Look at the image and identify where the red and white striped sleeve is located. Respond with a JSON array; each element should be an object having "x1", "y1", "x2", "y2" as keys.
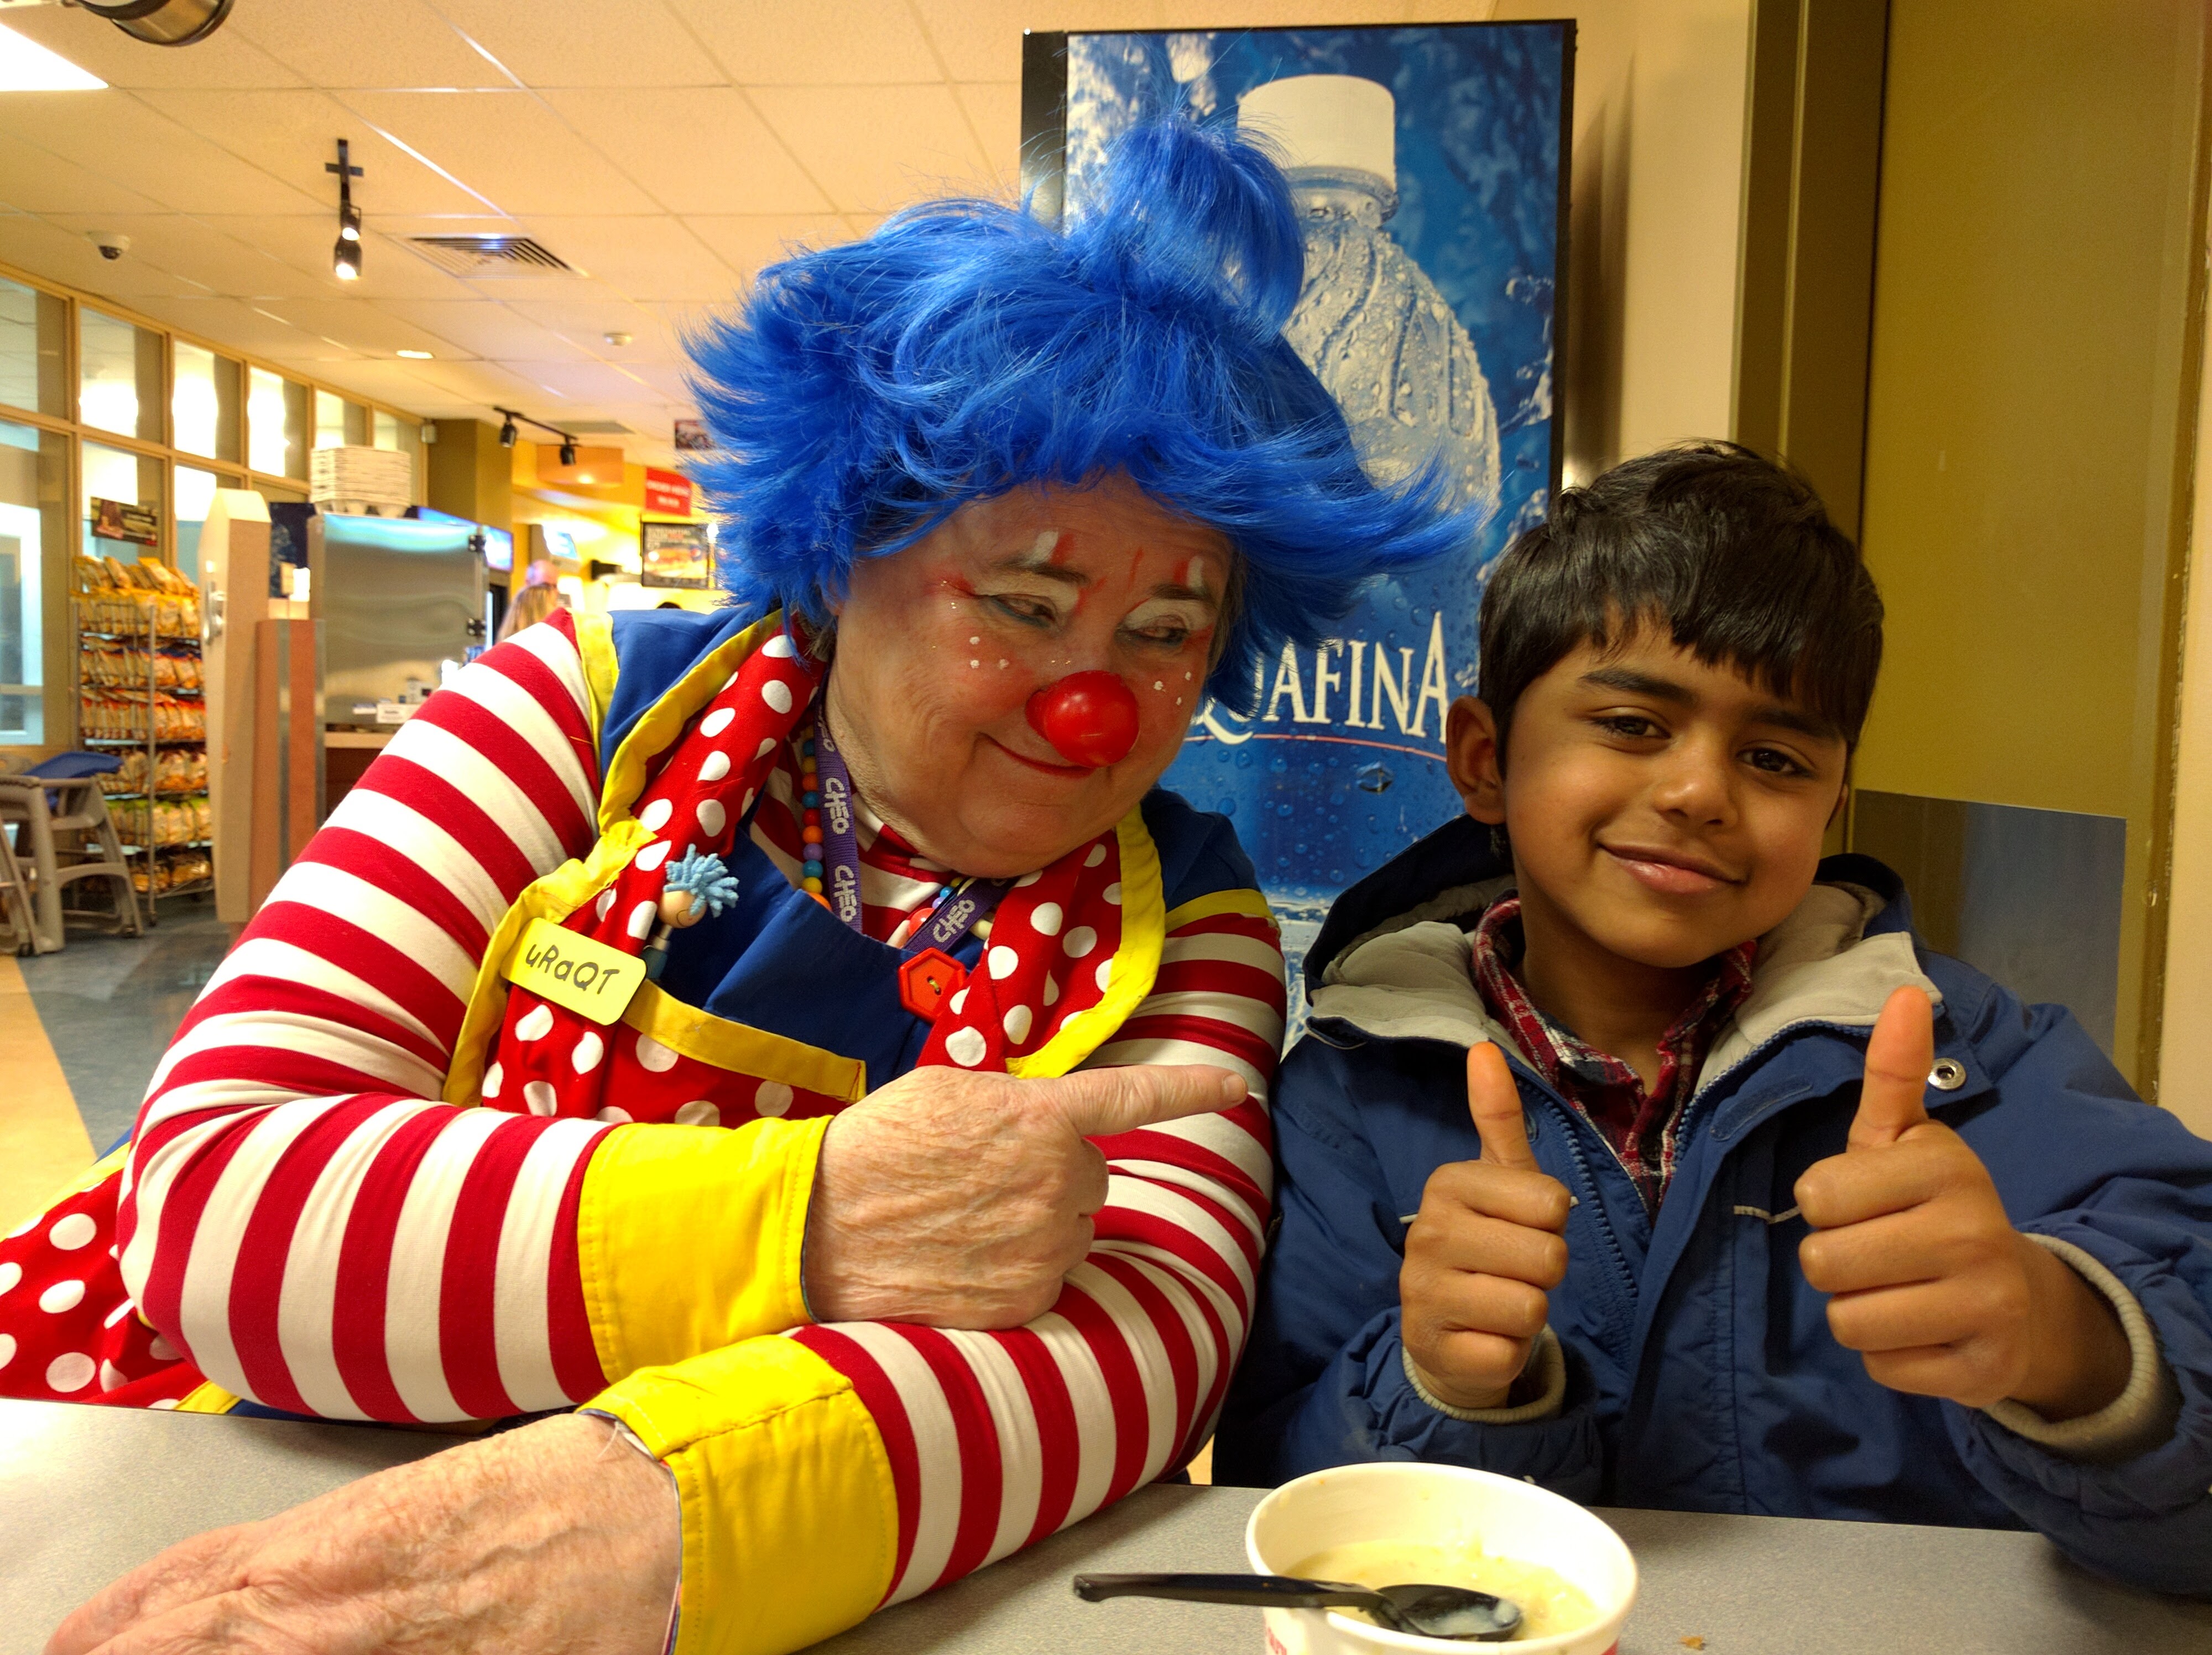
[
  {"x1": 116, "y1": 614, "x2": 619, "y2": 1421},
  {"x1": 790, "y1": 902, "x2": 1285, "y2": 1604}
]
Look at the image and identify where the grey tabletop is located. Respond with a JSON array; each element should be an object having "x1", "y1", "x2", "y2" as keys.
[{"x1": 6, "y1": 1398, "x2": 2210, "y2": 1655}]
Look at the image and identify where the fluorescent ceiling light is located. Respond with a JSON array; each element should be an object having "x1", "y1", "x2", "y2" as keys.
[
  {"x1": 0, "y1": 24, "x2": 105, "y2": 91},
  {"x1": 397, "y1": 349, "x2": 432, "y2": 359}
]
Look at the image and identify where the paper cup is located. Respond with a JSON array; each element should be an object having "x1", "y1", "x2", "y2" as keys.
[{"x1": 1244, "y1": 1463, "x2": 1636, "y2": 1655}]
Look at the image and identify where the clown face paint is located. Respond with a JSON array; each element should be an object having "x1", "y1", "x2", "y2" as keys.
[{"x1": 827, "y1": 476, "x2": 1228, "y2": 877}]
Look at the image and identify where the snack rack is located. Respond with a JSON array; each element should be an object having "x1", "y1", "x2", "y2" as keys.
[{"x1": 72, "y1": 555, "x2": 213, "y2": 914}]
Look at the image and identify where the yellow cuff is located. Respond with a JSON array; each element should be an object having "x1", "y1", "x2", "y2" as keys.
[
  {"x1": 591, "y1": 1336, "x2": 898, "y2": 1655},
  {"x1": 578, "y1": 1116, "x2": 829, "y2": 1378}
]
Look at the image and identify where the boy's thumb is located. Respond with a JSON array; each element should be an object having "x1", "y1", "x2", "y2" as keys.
[
  {"x1": 1467, "y1": 1040, "x2": 1537, "y2": 1170},
  {"x1": 1848, "y1": 985, "x2": 1937, "y2": 1151}
]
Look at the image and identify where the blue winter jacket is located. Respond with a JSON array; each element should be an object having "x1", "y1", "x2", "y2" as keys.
[{"x1": 1214, "y1": 816, "x2": 2212, "y2": 1596}]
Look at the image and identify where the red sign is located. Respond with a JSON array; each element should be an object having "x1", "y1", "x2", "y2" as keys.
[{"x1": 643, "y1": 468, "x2": 692, "y2": 516}]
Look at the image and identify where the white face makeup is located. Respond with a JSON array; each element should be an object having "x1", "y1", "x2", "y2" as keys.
[{"x1": 825, "y1": 477, "x2": 1232, "y2": 877}]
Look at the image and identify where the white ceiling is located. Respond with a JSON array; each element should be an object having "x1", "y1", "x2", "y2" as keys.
[{"x1": 0, "y1": 0, "x2": 1484, "y2": 470}]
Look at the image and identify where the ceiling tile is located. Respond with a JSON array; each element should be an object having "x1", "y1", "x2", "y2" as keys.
[
  {"x1": 909, "y1": 0, "x2": 1167, "y2": 85},
  {"x1": 682, "y1": 214, "x2": 854, "y2": 280},
  {"x1": 0, "y1": 213, "x2": 210, "y2": 301},
  {"x1": 0, "y1": 131, "x2": 164, "y2": 217},
  {"x1": 38, "y1": 214, "x2": 332, "y2": 301},
  {"x1": 296, "y1": 358, "x2": 456, "y2": 410},
  {"x1": 0, "y1": 93, "x2": 321, "y2": 216},
  {"x1": 1, "y1": 7, "x2": 307, "y2": 89},
  {"x1": 540, "y1": 89, "x2": 830, "y2": 216},
  {"x1": 515, "y1": 216, "x2": 736, "y2": 302},
  {"x1": 134, "y1": 90, "x2": 504, "y2": 218},
  {"x1": 252, "y1": 298, "x2": 453, "y2": 360},
  {"x1": 229, "y1": 0, "x2": 510, "y2": 90},
  {"x1": 498, "y1": 359, "x2": 662, "y2": 404},
  {"x1": 666, "y1": 0, "x2": 942, "y2": 85},
  {"x1": 501, "y1": 295, "x2": 666, "y2": 351},
  {"x1": 337, "y1": 91, "x2": 660, "y2": 216},
  {"x1": 113, "y1": 294, "x2": 333, "y2": 358},
  {"x1": 748, "y1": 85, "x2": 988, "y2": 214},
  {"x1": 367, "y1": 299, "x2": 596, "y2": 362},
  {"x1": 616, "y1": 361, "x2": 702, "y2": 405},
  {"x1": 954, "y1": 83, "x2": 1024, "y2": 176},
  {"x1": 401, "y1": 355, "x2": 562, "y2": 410},
  {"x1": 195, "y1": 219, "x2": 479, "y2": 302},
  {"x1": 432, "y1": 0, "x2": 717, "y2": 89}
]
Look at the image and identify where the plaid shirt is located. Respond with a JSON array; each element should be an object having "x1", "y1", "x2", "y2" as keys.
[{"x1": 1469, "y1": 895, "x2": 1756, "y2": 1214}]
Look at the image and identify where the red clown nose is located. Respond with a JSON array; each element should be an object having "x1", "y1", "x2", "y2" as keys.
[{"x1": 1025, "y1": 670, "x2": 1140, "y2": 768}]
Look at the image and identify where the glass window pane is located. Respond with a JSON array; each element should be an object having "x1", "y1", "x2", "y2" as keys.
[
  {"x1": 375, "y1": 411, "x2": 424, "y2": 502},
  {"x1": 0, "y1": 419, "x2": 62, "y2": 742},
  {"x1": 314, "y1": 388, "x2": 347, "y2": 450},
  {"x1": 0, "y1": 278, "x2": 66, "y2": 417},
  {"x1": 249, "y1": 367, "x2": 308, "y2": 480},
  {"x1": 373, "y1": 409, "x2": 401, "y2": 449},
  {"x1": 80, "y1": 308, "x2": 163, "y2": 441},
  {"x1": 174, "y1": 465, "x2": 234, "y2": 585},
  {"x1": 172, "y1": 341, "x2": 241, "y2": 463}
]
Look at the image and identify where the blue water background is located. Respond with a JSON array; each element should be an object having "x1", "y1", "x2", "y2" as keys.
[{"x1": 1065, "y1": 26, "x2": 1566, "y2": 992}]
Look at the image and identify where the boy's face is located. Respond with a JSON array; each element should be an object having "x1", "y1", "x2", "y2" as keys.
[{"x1": 1448, "y1": 625, "x2": 1849, "y2": 971}]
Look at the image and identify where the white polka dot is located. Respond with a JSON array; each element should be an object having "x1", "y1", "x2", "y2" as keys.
[
  {"x1": 628, "y1": 901, "x2": 658, "y2": 940},
  {"x1": 698, "y1": 750, "x2": 732, "y2": 783},
  {"x1": 740, "y1": 789, "x2": 756, "y2": 816},
  {"x1": 39, "y1": 1279, "x2": 85, "y2": 1314},
  {"x1": 1044, "y1": 976, "x2": 1061, "y2": 1007},
  {"x1": 150, "y1": 1398, "x2": 179, "y2": 1410},
  {"x1": 639, "y1": 798, "x2": 674, "y2": 832},
  {"x1": 756, "y1": 737, "x2": 776, "y2": 759},
  {"x1": 1084, "y1": 844, "x2": 1108, "y2": 868},
  {"x1": 596, "y1": 889, "x2": 618, "y2": 921},
  {"x1": 949, "y1": 987, "x2": 968, "y2": 1016},
  {"x1": 50, "y1": 1212, "x2": 97, "y2": 1251},
  {"x1": 524, "y1": 1081, "x2": 558, "y2": 1116},
  {"x1": 482, "y1": 1061, "x2": 505, "y2": 1099},
  {"x1": 1030, "y1": 902, "x2": 1063, "y2": 937},
  {"x1": 1096, "y1": 957, "x2": 1114, "y2": 992},
  {"x1": 1102, "y1": 882, "x2": 1122, "y2": 905},
  {"x1": 1015, "y1": 870, "x2": 1042, "y2": 888},
  {"x1": 764, "y1": 633, "x2": 797, "y2": 659},
  {"x1": 148, "y1": 1336, "x2": 178, "y2": 1362},
  {"x1": 636, "y1": 840, "x2": 672, "y2": 872},
  {"x1": 0, "y1": 1261, "x2": 19, "y2": 1298},
  {"x1": 46, "y1": 1352, "x2": 95, "y2": 1393},
  {"x1": 99, "y1": 1360, "x2": 127, "y2": 1391},
  {"x1": 697, "y1": 799, "x2": 727, "y2": 837},
  {"x1": 1003, "y1": 1005, "x2": 1034, "y2": 1043},
  {"x1": 635, "y1": 1035, "x2": 677, "y2": 1073},
  {"x1": 0, "y1": 1334, "x2": 14, "y2": 1370},
  {"x1": 701, "y1": 706, "x2": 737, "y2": 738},
  {"x1": 572, "y1": 1032, "x2": 605, "y2": 1074},
  {"x1": 515, "y1": 1004, "x2": 554, "y2": 1042},
  {"x1": 105, "y1": 1299, "x2": 133, "y2": 1329},
  {"x1": 755, "y1": 1081, "x2": 794, "y2": 1117},
  {"x1": 945, "y1": 1027, "x2": 988, "y2": 1068},
  {"x1": 675, "y1": 1100, "x2": 722, "y2": 1127},
  {"x1": 988, "y1": 945, "x2": 1018, "y2": 979},
  {"x1": 595, "y1": 1106, "x2": 633, "y2": 1125},
  {"x1": 1065, "y1": 927, "x2": 1098, "y2": 959},
  {"x1": 761, "y1": 679, "x2": 794, "y2": 715}
]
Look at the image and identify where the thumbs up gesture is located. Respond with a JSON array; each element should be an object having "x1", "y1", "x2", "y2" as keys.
[
  {"x1": 1400, "y1": 1043, "x2": 1573, "y2": 1412},
  {"x1": 1796, "y1": 987, "x2": 2128, "y2": 1417}
]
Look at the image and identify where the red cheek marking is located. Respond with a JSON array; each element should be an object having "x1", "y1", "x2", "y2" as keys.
[{"x1": 1026, "y1": 670, "x2": 1140, "y2": 768}]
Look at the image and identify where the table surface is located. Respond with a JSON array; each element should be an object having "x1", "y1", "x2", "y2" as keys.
[{"x1": 6, "y1": 1398, "x2": 2209, "y2": 1655}]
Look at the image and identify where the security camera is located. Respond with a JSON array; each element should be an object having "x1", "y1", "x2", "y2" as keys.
[{"x1": 88, "y1": 231, "x2": 131, "y2": 262}]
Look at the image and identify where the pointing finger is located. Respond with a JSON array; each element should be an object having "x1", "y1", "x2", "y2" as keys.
[
  {"x1": 1849, "y1": 985, "x2": 1936, "y2": 1152},
  {"x1": 1467, "y1": 1042, "x2": 1536, "y2": 1172},
  {"x1": 1048, "y1": 1064, "x2": 1245, "y2": 1141}
]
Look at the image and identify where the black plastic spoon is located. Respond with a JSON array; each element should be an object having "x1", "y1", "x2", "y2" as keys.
[{"x1": 1072, "y1": 1571, "x2": 1525, "y2": 1642}]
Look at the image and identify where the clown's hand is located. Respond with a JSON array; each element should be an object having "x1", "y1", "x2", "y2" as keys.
[
  {"x1": 44, "y1": 1414, "x2": 677, "y2": 1655},
  {"x1": 803, "y1": 1062, "x2": 1244, "y2": 1329}
]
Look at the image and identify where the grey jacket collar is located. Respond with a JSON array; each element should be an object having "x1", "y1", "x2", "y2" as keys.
[{"x1": 1308, "y1": 881, "x2": 1940, "y2": 1094}]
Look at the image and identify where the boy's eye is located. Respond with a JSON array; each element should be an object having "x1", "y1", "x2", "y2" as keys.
[
  {"x1": 1744, "y1": 746, "x2": 1811, "y2": 778},
  {"x1": 1595, "y1": 714, "x2": 1662, "y2": 740}
]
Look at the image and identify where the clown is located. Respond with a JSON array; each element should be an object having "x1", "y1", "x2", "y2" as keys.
[{"x1": 18, "y1": 122, "x2": 1467, "y2": 1655}]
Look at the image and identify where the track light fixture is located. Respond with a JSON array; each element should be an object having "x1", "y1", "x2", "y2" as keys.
[
  {"x1": 498, "y1": 417, "x2": 518, "y2": 449},
  {"x1": 559, "y1": 440, "x2": 577, "y2": 467},
  {"x1": 494, "y1": 407, "x2": 583, "y2": 466},
  {"x1": 327, "y1": 138, "x2": 363, "y2": 282}
]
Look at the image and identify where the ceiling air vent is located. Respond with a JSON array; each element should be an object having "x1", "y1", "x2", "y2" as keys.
[{"x1": 406, "y1": 235, "x2": 572, "y2": 279}]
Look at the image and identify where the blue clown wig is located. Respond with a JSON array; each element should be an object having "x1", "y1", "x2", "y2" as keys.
[{"x1": 685, "y1": 117, "x2": 1473, "y2": 714}]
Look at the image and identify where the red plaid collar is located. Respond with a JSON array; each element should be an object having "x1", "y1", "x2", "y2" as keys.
[{"x1": 1468, "y1": 893, "x2": 1756, "y2": 1212}]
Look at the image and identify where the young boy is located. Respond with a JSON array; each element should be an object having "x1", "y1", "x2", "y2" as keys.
[{"x1": 1214, "y1": 444, "x2": 2212, "y2": 1592}]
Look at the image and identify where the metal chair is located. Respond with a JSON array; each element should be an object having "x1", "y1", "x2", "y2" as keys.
[{"x1": 0, "y1": 757, "x2": 143, "y2": 953}]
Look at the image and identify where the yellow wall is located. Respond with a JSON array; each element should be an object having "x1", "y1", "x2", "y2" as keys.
[{"x1": 1854, "y1": 1, "x2": 2209, "y2": 1094}]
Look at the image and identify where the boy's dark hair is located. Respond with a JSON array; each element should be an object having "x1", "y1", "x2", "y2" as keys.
[{"x1": 1478, "y1": 442, "x2": 1884, "y2": 750}]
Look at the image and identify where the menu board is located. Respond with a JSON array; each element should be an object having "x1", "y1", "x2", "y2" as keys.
[{"x1": 641, "y1": 521, "x2": 712, "y2": 589}]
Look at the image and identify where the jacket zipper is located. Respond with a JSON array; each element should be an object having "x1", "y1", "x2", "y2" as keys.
[{"x1": 1528, "y1": 1081, "x2": 1641, "y2": 1317}]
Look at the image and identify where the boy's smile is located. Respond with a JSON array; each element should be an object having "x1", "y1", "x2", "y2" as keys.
[{"x1": 1448, "y1": 624, "x2": 1849, "y2": 1058}]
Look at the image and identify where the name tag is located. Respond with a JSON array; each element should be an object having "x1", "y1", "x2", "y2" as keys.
[{"x1": 504, "y1": 916, "x2": 645, "y2": 1025}]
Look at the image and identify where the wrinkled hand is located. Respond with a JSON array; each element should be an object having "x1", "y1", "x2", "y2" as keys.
[
  {"x1": 1797, "y1": 986, "x2": 2130, "y2": 1417},
  {"x1": 802, "y1": 1062, "x2": 1245, "y2": 1327},
  {"x1": 45, "y1": 1414, "x2": 679, "y2": 1655},
  {"x1": 1400, "y1": 1042, "x2": 1571, "y2": 1412}
]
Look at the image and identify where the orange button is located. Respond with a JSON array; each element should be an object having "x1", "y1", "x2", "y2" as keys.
[{"x1": 899, "y1": 948, "x2": 967, "y2": 1021}]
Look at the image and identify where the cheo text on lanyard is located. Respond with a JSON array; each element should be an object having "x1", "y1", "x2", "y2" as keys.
[{"x1": 807, "y1": 705, "x2": 1011, "y2": 956}]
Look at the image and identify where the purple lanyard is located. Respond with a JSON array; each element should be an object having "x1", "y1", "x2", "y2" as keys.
[{"x1": 812, "y1": 709, "x2": 1008, "y2": 955}]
